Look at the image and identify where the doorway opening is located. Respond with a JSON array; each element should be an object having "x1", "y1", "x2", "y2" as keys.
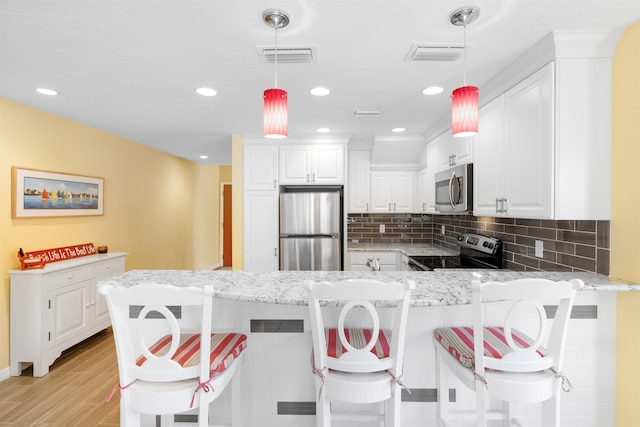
[{"x1": 221, "y1": 182, "x2": 232, "y2": 267}]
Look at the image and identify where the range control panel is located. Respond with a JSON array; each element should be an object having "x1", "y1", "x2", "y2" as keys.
[{"x1": 456, "y1": 233, "x2": 502, "y2": 255}]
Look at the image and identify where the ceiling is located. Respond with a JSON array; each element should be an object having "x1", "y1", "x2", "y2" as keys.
[{"x1": 2, "y1": 1, "x2": 639, "y2": 165}]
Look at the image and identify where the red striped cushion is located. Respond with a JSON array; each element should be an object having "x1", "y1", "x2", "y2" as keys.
[
  {"x1": 136, "y1": 332, "x2": 247, "y2": 375},
  {"x1": 434, "y1": 327, "x2": 547, "y2": 369},
  {"x1": 325, "y1": 328, "x2": 391, "y2": 359}
]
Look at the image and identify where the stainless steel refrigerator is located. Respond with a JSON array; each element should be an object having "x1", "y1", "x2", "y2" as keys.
[{"x1": 279, "y1": 187, "x2": 343, "y2": 271}]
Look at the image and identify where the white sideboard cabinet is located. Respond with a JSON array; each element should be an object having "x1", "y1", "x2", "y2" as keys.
[{"x1": 10, "y1": 252, "x2": 127, "y2": 376}]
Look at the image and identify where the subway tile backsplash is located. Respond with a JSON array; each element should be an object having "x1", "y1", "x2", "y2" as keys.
[{"x1": 346, "y1": 213, "x2": 610, "y2": 275}]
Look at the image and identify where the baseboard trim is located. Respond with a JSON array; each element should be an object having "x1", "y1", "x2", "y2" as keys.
[{"x1": 0, "y1": 367, "x2": 11, "y2": 382}]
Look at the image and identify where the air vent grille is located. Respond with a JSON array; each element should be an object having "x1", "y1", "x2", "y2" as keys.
[
  {"x1": 354, "y1": 109, "x2": 382, "y2": 117},
  {"x1": 256, "y1": 46, "x2": 316, "y2": 63},
  {"x1": 405, "y1": 43, "x2": 464, "y2": 61}
]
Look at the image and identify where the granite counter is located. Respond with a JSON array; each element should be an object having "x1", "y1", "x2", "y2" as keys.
[{"x1": 98, "y1": 269, "x2": 639, "y2": 308}]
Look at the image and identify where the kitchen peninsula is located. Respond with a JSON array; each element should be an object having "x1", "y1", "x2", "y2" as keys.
[{"x1": 99, "y1": 269, "x2": 637, "y2": 427}]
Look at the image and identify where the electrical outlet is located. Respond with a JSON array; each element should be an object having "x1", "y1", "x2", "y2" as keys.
[
  {"x1": 441, "y1": 225, "x2": 446, "y2": 235},
  {"x1": 379, "y1": 224, "x2": 385, "y2": 233},
  {"x1": 535, "y1": 240, "x2": 544, "y2": 258}
]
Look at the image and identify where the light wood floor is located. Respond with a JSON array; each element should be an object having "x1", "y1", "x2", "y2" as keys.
[{"x1": 0, "y1": 329, "x2": 121, "y2": 426}]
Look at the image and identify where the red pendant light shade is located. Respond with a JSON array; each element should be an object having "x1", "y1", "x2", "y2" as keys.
[
  {"x1": 451, "y1": 85, "x2": 478, "y2": 137},
  {"x1": 450, "y1": 6, "x2": 480, "y2": 138},
  {"x1": 264, "y1": 88, "x2": 288, "y2": 139}
]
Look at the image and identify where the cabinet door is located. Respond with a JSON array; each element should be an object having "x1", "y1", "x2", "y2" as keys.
[
  {"x1": 438, "y1": 132, "x2": 455, "y2": 170},
  {"x1": 453, "y1": 135, "x2": 474, "y2": 165},
  {"x1": 348, "y1": 150, "x2": 371, "y2": 212},
  {"x1": 244, "y1": 191, "x2": 279, "y2": 271},
  {"x1": 503, "y1": 64, "x2": 553, "y2": 218},
  {"x1": 279, "y1": 146, "x2": 310, "y2": 184},
  {"x1": 311, "y1": 145, "x2": 344, "y2": 184},
  {"x1": 370, "y1": 171, "x2": 393, "y2": 212},
  {"x1": 392, "y1": 171, "x2": 414, "y2": 213},
  {"x1": 48, "y1": 283, "x2": 88, "y2": 348},
  {"x1": 417, "y1": 169, "x2": 428, "y2": 213},
  {"x1": 245, "y1": 145, "x2": 279, "y2": 190},
  {"x1": 425, "y1": 141, "x2": 439, "y2": 212},
  {"x1": 473, "y1": 96, "x2": 505, "y2": 216}
]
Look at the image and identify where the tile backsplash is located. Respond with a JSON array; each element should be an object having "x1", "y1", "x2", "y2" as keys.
[{"x1": 346, "y1": 213, "x2": 610, "y2": 275}]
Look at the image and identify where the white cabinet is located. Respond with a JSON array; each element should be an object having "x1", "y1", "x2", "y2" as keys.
[
  {"x1": 279, "y1": 145, "x2": 344, "y2": 185},
  {"x1": 10, "y1": 253, "x2": 126, "y2": 377},
  {"x1": 347, "y1": 251, "x2": 398, "y2": 272},
  {"x1": 416, "y1": 169, "x2": 429, "y2": 213},
  {"x1": 370, "y1": 170, "x2": 414, "y2": 213},
  {"x1": 474, "y1": 64, "x2": 553, "y2": 218},
  {"x1": 244, "y1": 145, "x2": 279, "y2": 190},
  {"x1": 243, "y1": 191, "x2": 279, "y2": 271},
  {"x1": 437, "y1": 130, "x2": 474, "y2": 171},
  {"x1": 347, "y1": 150, "x2": 371, "y2": 212}
]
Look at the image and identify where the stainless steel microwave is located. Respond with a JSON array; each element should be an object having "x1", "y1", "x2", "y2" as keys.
[{"x1": 434, "y1": 163, "x2": 473, "y2": 214}]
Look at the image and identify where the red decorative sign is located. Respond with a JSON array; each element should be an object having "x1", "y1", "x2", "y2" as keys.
[{"x1": 23, "y1": 243, "x2": 97, "y2": 264}]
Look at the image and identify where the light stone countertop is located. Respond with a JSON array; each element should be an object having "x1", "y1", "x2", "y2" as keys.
[
  {"x1": 98, "y1": 269, "x2": 640, "y2": 308},
  {"x1": 346, "y1": 242, "x2": 458, "y2": 257}
]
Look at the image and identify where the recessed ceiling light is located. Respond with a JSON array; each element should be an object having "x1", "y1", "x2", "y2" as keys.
[
  {"x1": 316, "y1": 128, "x2": 330, "y2": 133},
  {"x1": 36, "y1": 88, "x2": 58, "y2": 96},
  {"x1": 423, "y1": 86, "x2": 444, "y2": 95},
  {"x1": 196, "y1": 87, "x2": 218, "y2": 97},
  {"x1": 310, "y1": 87, "x2": 330, "y2": 96},
  {"x1": 199, "y1": 155, "x2": 209, "y2": 159},
  {"x1": 392, "y1": 128, "x2": 406, "y2": 133}
]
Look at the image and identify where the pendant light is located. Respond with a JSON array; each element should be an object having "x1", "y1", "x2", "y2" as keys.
[
  {"x1": 263, "y1": 9, "x2": 289, "y2": 139},
  {"x1": 450, "y1": 6, "x2": 480, "y2": 138}
]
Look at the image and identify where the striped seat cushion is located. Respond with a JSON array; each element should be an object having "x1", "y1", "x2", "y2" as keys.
[
  {"x1": 325, "y1": 328, "x2": 392, "y2": 359},
  {"x1": 136, "y1": 332, "x2": 247, "y2": 375},
  {"x1": 434, "y1": 327, "x2": 547, "y2": 369}
]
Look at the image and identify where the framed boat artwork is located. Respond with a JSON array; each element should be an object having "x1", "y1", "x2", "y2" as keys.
[{"x1": 12, "y1": 167, "x2": 104, "y2": 218}]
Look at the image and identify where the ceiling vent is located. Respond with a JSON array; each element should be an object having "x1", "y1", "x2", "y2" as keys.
[
  {"x1": 256, "y1": 45, "x2": 316, "y2": 63},
  {"x1": 405, "y1": 43, "x2": 464, "y2": 61},
  {"x1": 353, "y1": 109, "x2": 382, "y2": 117}
]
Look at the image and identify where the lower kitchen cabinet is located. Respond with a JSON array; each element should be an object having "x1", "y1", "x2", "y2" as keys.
[
  {"x1": 10, "y1": 252, "x2": 127, "y2": 377},
  {"x1": 347, "y1": 251, "x2": 399, "y2": 271}
]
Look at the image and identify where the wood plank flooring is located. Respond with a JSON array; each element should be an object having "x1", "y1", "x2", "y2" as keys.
[{"x1": 0, "y1": 329, "x2": 121, "y2": 426}]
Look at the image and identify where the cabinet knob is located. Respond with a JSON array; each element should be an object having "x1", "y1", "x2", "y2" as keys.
[
  {"x1": 273, "y1": 179, "x2": 277, "y2": 189},
  {"x1": 312, "y1": 173, "x2": 316, "y2": 182},
  {"x1": 388, "y1": 203, "x2": 391, "y2": 211},
  {"x1": 393, "y1": 203, "x2": 396, "y2": 211}
]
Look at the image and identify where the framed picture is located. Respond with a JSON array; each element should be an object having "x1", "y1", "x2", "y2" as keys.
[{"x1": 12, "y1": 167, "x2": 104, "y2": 218}]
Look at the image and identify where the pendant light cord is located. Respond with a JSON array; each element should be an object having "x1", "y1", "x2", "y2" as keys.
[
  {"x1": 274, "y1": 26, "x2": 278, "y2": 88},
  {"x1": 463, "y1": 22, "x2": 467, "y2": 86}
]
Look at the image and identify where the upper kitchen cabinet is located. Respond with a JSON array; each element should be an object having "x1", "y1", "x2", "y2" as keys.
[
  {"x1": 244, "y1": 144, "x2": 279, "y2": 191},
  {"x1": 279, "y1": 144, "x2": 345, "y2": 185},
  {"x1": 347, "y1": 149, "x2": 371, "y2": 213},
  {"x1": 474, "y1": 64, "x2": 553, "y2": 218},
  {"x1": 473, "y1": 31, "x2": 617, "y2": 220},
  {"x1": 437, "y1": 130, "x2": 474, "y2": 171},
  {"x1": 370, "y1": 169, "x2": 414, "y2": 213}
]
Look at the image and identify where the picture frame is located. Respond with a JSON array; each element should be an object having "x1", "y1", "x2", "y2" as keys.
[{"x1": 12, "y1": 167, "x2": 104, "y2": 218}]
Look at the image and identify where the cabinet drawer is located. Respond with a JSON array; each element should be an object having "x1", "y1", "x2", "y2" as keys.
[
  {"x1": 349, "y1": 252, "x2": 397, "y2": 265},
  {"x1": 47, "y1": 267, "x2": 90, "y2": 289},
  {"x1": 91, "y1": 259, "x2": 125, "y2": 276}
]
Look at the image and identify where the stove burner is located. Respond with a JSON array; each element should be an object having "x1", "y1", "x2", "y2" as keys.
[{"x1": 409, "y1": 233, "x2": 503, "y2": 271}]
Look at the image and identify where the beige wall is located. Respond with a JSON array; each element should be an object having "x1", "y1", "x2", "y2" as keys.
[
  {"x1": 612, "y1": 21, "x2": 640, "y2": 427},
  {"x1": 0, "y1": 98, "x2": 227, "y2": 370}
]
